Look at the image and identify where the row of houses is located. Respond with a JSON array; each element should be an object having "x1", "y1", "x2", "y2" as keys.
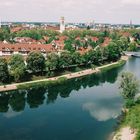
[
  {"x1": 0, "y1": 41, "x2": 64, "y2": 57},
  {"x1": 3, "y1": 32, "x2": 135, "y2": 58},
  {"x1": 0, "y1": 36, "x2": 112, "y2": 57}
]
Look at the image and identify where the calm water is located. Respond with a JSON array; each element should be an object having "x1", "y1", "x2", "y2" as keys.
[{"x1": 0, "y1": 57, "x2": 139, "y2": 140}]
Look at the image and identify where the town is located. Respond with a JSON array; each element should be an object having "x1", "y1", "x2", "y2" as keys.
[{"x1": 0, "y1": 17, "x2": 139, "y2": 57}]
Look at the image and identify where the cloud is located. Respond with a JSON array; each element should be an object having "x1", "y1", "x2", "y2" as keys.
[
  {"x1": 0, "y1": 0, "x2": 140, "y2": 24},
  {"x1": 83, "y1": 101, "x2": 122, "y2": 121},
  {"x1": 122, "y1": 0, "x2": 140, "y2": 5},
  {"x1": 0, "y1": 1, "x2": 16, "y2": 7}
]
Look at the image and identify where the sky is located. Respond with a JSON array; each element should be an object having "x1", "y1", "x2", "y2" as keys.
[{"x1": 0, "y1": 0, "x2": 140, "y2": 24}]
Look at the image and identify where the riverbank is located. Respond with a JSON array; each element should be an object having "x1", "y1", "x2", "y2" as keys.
[
  {"x1": 0, "y1": 56, "x2": 128, "y2": 92},
  {"x1": 113, "y1": 126, "x2": 136, "y2": 140},
  {"x1": 113, "y1": 103, "x2": 140, "y2": 140}
]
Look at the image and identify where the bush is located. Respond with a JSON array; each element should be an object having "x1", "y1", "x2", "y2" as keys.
[
  {"x1": 57, "y1": 77, "x2": 67, "y2": 83},
  {"x1": 125, "y1": 99, "x2": 135, "y2": 108}
]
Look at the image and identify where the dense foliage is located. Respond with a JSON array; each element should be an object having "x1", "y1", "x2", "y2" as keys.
[
  {"x1": 9, "y1": 54, "x2": 26, "y2": 82},
  {"x1": 0, "y1": 58, "x2": 9, "y2": 83},
  {"x1": 27, "y1": 51, "x2": 46, "y2": 73},
  {"x1": 119, "y1": 72, "x2": 139, "y2": 107}
]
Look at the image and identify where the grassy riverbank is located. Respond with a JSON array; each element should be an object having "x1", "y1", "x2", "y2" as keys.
[
  {"x1": 99, "y1": 60, "x2": 126, "y2": 72},
  {"x1": 114, "y1": 103, "x2": 140, "y2": 140},
  {"x1": 16, "y1": 60, "x2": 127, "y2": 90},
  {"x1": 17, "y1": 76, "x2": 67, "y2": 89},
  {"x1": 123, "y1": 104, "x2": 140, "y2": 140}
]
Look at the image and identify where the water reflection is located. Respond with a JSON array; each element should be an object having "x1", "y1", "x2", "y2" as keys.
[
  {"x1": 9, "y1": 90, "x2": 26, "y2": 112},
  {"x1": 83, "y1": 98, "x2": 122, "y2": 121},
  {"x1": 27, "y1": 87, "x2": 46, "y2": 108},
  {"x1": 0, "y1": 94, "x2": 9, "y2": 112},
  {"x1": 0, "y1": 67, "x2": 122, "y2": 114},
  {"x1": 3, "y1": 107, "x2": 23, "y2": 118}
]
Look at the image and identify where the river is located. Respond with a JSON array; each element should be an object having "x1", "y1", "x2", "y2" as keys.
[{"x1": 0, "y1": 57, "x2": 139, "y2": 140}]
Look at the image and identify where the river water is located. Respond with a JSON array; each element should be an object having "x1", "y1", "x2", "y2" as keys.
[{"x1": 0, "y1": 57, "x2": 139, "y2": 140}]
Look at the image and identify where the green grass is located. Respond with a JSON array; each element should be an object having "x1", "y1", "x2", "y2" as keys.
[
  {"x1": 121, "y1": 104, "x2": 140, "y2": 140},
  {"x1": 17, "y1": 76, "x2": 67, "y2": 89},
  {"x1": 100, "y1": 60, "x2": 126, "y2": 72}
]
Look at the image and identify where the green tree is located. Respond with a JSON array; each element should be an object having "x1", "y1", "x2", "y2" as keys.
[
  {"x1": 107, "y1": 42, "x2": 121, "y2": 61},
  {"x1": 27, "y1": 51, "x2": 45, "y2": 73},
  {"x1": 110, "y1": 31, "x2": 120, "y2": 40},
  {"x1": 97, "y1": 36, "x2": 104, "y2": 45},
  {"x1": 103, "y1": 30, "x2": 110, "y2": 37},
  {"x1": 0, "y1": 27, "x2": 11, "y2": 41},
  {"x1": 74, "y1": 39, "x2": 82, "y2": 50},
  {"x1": 0, "y1": 58, "x2": 9, "y2": 83},
  {"x1": 119, "y1": 72, "x2": 139, "y2": 107},
  {"x1": 16, "y1": 29, "x2": 42, "y2": 40},
  {"x1": 58, "y1": 51, "x2": 73, "y2": 69},
  {"x1": 88, "y1": 38, "x2": 97, "y2": 48},
  {"x1": 46, "y1": 53, "x2": 59, "y2": 71},
  {"x1": 127, "y1": 42, "x2": 137, "y2": 51},
  {"x1": 120, "y1": 36, "x2": 129, "y2": 50},
  {"x1": 72, "y1": 52, "x2": 82, "y2": 65},
  {"x1": 9, "y1": 54, "x2": 26, "y2": 82},
  {"x1": 87, "y1": 25, "x2": 90, "y2": 30},
  {"x1": 64, "y1": 39, "x2": 75, "y2": 52}
]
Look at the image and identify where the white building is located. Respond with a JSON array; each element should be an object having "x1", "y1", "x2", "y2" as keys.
[{"x1": 60, "y1": 17, "x2": 65, "y2": 33}]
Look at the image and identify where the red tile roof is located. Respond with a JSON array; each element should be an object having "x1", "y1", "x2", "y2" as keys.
[
  {"x1": 101, "y1": 37, "x2": 111, "y2": 47},
  {"x1": 45, "y1": 25, "x2": 60, "y2": 31},
  {"x1": 11, "y1": 27, "x2": 28, "y2": 33},
  {"x1": 0, "y1": 43, "x2": 53, "y2": 53},
  {"x1": 121, "y1": 32, "x2": 131, "y2": 37},
  {"x1": 59, "y1": 36, "x2": 68, "y2": 41},
  {"x1": 91, "y1": 37, "x2": 99, "y2": 42}
]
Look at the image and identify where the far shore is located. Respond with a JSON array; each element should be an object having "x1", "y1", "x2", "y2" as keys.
[{"x1": 0, "y1": 56, "x2": 128, "y2": 92}]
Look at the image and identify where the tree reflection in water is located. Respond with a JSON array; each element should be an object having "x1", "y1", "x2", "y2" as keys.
[
  {"x1": 27, "y1": 87, "x2": 46, "y2": 108},
  {"x1": 0, "y1": 66, "x2": 122, "y2": 113},
  {"x1": 9, "y1": 90, "x2": 26, "y2": 112}
]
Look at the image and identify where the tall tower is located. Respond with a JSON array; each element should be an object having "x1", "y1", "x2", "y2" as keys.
[
  {"x1": 130, "y1": 20, "x2": 133, "y2": 29},
  {"x1": 60, "y1": 17, "x2": 65, "y2": 33}
]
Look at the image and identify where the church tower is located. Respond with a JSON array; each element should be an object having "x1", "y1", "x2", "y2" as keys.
[{"x1": 60, "y1": 17, "x2": 65, "y2": 33}]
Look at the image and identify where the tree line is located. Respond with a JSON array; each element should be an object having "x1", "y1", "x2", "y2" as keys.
[{"x1": 0, "y1": 40, "x2": 122, "y2": 84}]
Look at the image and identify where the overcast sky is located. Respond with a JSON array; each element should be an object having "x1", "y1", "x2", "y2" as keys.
[{"x1": 0, "y1": 0, "x2": 140, "y2": 24}]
